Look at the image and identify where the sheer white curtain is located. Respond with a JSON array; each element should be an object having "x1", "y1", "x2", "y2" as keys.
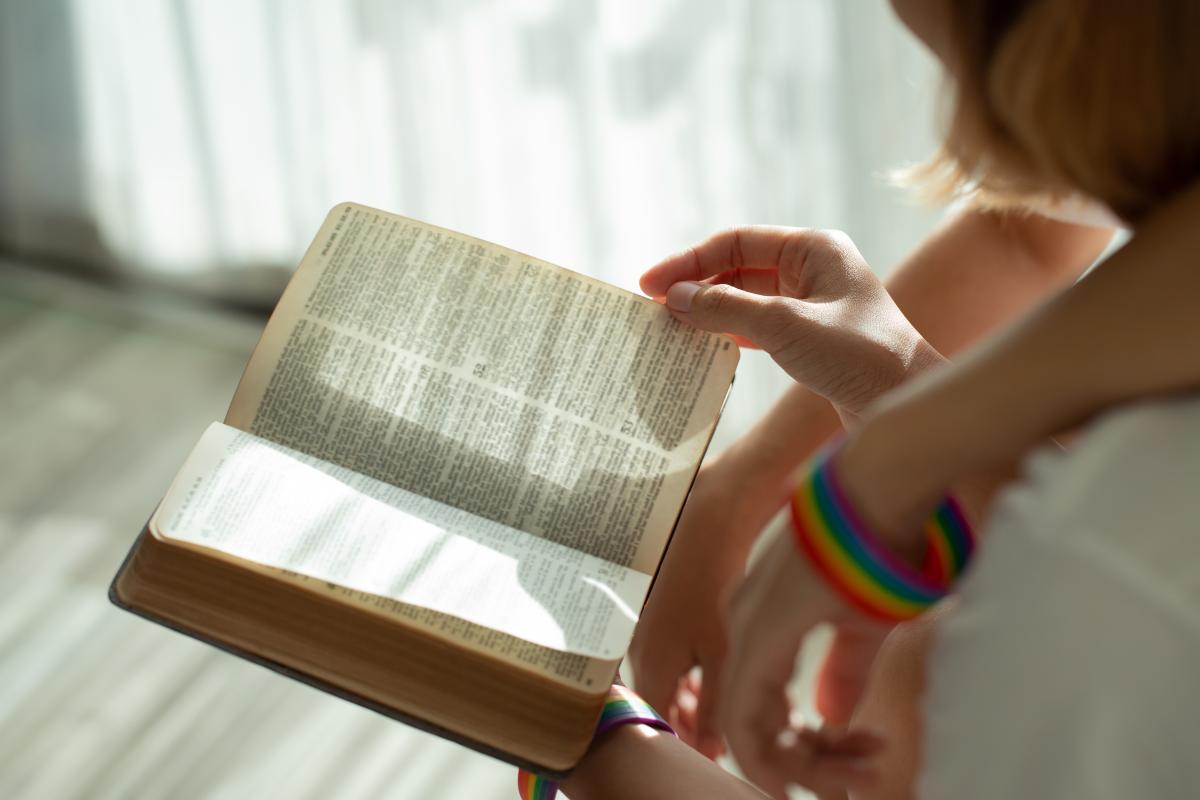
[{"x1": 0, "y1": 0, "x2": 943, "y2": 440}]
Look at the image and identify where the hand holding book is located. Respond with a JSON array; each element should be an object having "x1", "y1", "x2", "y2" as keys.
[
  {"x1": 640, "y1": 227, "x2": 944, "y2": 421},
  {"x1": 631, "y1": 226, "x2": 946, "y2": 758}
]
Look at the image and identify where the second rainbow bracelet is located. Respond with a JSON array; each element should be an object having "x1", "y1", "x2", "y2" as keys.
[{"x1": 790, "y1": 444, "x2": 976, "y2": 622}]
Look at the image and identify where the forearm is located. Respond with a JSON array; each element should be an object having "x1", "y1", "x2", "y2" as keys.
[
  {"x1": 858, "y1": 182, "x2": 1200, "y2": 536},
  {"x1": 559, "y1": 726, "x2": 767, "y2": 800},
  {"x1": 714, "y1": 383, "x2": 840, "y2": 506}
]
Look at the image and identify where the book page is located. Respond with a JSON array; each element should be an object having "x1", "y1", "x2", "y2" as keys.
[
  {"x1": 221, "y1": 203, "x2": 738, "y2": 678},
  {"x1": 227, "y1": 203, "x2": 739, "y2": 576},
  {"x1": 154, "y1": 423, "x2": 650, "y2": 661}
]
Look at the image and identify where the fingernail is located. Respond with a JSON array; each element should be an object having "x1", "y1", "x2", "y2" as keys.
[{"x1": 666, "y1": 281, "x2": 702, "y2": 312}]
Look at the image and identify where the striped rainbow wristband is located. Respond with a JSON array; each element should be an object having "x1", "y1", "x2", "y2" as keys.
[
  {"x1": 517, "y1": 684, "x2": 674, "y2": 800},
  {"x1": 791, "y1": 443, "x2": 976, "y2": 622}
]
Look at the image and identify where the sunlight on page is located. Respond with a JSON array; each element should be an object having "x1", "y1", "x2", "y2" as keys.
[{"x1": 153, "y1": 423, "x2": 649, "y2": 659}]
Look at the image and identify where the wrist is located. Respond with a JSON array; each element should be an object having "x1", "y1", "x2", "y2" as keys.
[
  {"x1": 520, "y1": 685, "x2": 674, "y2": 800},
  {"x1": 557, "y1": 725, "x2": 660, "y2": 799},
  {"x1": 832, "y1": 335, "x2": 947, "y2": 429},
  {"x1": 908, "y1": 336, "x2": 948, "y2": 379},
  {"x1": 837, "y1": 411, "x2": 953, "y2": 559},
  {"x1": 788, "y1": 441, "x2": 977, "y2": 622}
]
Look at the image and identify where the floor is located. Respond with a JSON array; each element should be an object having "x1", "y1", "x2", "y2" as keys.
[{"x1": 0, "y1": 260, "x2": 514, "y2": 800}]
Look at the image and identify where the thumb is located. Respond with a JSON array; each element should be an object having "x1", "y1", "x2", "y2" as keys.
[{"x1": 665, "y1": 281, "x2": 801, "y2": 353}]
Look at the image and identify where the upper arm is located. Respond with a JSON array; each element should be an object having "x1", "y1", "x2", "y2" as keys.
[
  {"x1": 884, "y1": 208, "x2": 1115, "y2": 357},
  {"x1": 993, "y1": 210, "x2": 1116, "y2": 283}
]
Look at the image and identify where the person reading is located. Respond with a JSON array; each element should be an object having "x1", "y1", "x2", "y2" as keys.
[{"x1": 532, "y1": 1, "x2": 1200, "y2": 798}]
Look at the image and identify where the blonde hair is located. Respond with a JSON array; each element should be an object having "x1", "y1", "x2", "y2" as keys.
[{"x1": 918, "y1": 0, "x2": 1200, "y2": 224}]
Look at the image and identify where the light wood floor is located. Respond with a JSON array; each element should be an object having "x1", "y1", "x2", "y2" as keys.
[{"x1": 0, "y1": 260, "x2": 513, "y2": 800}]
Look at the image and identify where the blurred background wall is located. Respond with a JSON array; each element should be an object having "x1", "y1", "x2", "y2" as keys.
[
  {"x1": 0, "y1": 1, "x2": 942, "y2": 797},
  {"x1": 0, "y1": 0, "x2": 942, "y2": 438}
]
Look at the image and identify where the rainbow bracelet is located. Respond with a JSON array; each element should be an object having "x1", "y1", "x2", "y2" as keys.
[
  {"x1": 791, "y1": 443, "x2": 976, "y2": 622},
  {"x1": 517, "y1": 684, "x2": 674, "y2": 800}
]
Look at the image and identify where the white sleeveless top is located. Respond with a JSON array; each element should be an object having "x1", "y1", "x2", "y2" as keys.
[{"x1": 920, "y1": 395, "x2": 1200, "y2": 798}]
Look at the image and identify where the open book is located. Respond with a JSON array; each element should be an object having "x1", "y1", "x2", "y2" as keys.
[{"x1": 110, "y1": 203, "x2": 739, "y2": 775}]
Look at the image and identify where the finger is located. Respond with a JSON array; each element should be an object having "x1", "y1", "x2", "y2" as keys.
[
  {"x1": 777, "y1": 728, "x2": 882, "y2": 797},
  {"x1": 816, "y1": 627, "x2": 885, "y2": 725},
  {"x1": 673, "y1": 675, "x2": 700, "y2": 747},
  {"x1": 640, "y1": 226, "x2": 805, "y2": 298},
  {"x1": 703, "y1": 267, "x2": 781, "y2": 297},
  {"x1": 796, "y1": 725, "x2": 885, "y2": 757},
  {"x1": 721, "y1": 661, "x2": 791, "y2": 798},
  {"x1": 694, "y1": 652, "x2": 726, "y2": 759},
  {"x1": 739, "y1": 682, "x2": 795, "y2": 798},
  {"x1": 721, "y1": 624, "x2": 803, "y2": 799},
  {"x1": 667, "y1": 699, "x2": 690, "y2": 745},
  {"x1": 665, "y1": 282, "x2": 807, "y2": 354},
  {"x1": 721, "y1": 526, "x2": 837, "y2": 795}
]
